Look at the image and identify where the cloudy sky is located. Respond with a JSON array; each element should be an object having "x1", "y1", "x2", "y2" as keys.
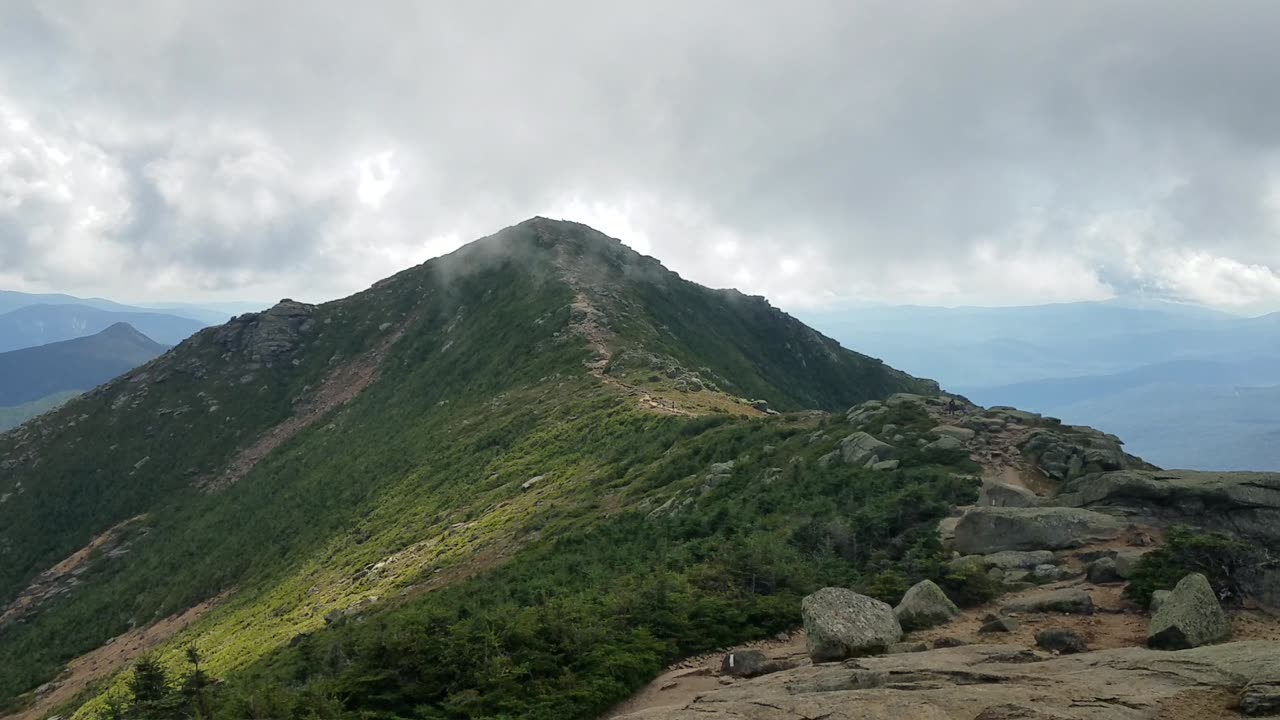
[{"x1": 3, "y1": 1, "x2": 1280, "y2": 314}]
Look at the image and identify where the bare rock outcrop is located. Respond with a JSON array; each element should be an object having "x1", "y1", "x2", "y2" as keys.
[
  {"x1": 612, "y1": 641, "x2": 1280, "y2": 719},
  {"x1": 953, "y1": 507, "x2": 1124, "y2": 554}
]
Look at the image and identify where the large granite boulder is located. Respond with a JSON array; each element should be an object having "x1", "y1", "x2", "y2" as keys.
[
  {"x1": 894, "y1": 580, "x2": 960, "y2": 631},
  {"x1": 953, "y1": 507, "x2": 1125, "y2": 554},
  {"x1": 802, "y1": 587, "x2": 902, "y2": 661},
  {"x1": 839, "y1": 432, "x2": 896, "y2": 467},
  {"x1": 1147, "y1": 573, "x2": 1232, "y2": 650}
]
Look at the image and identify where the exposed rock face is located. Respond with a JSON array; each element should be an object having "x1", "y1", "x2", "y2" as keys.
[
  {"x1": 211, "y1": 300, "x2": 316, "y2": 363},
  {"x1": 613, "y1": 641, "x2": 1280, "y2": 720},
  {"x1": 1147, "y1": 573, "x2": 1232, "y2": 650},
  {"x1": 1003, "y1": 588, "x2": 1094, "y2": 615},
  {"x1": 846, "y1": 400, "x2": 886, "y2": 426},
  {"x1": 953, "y1": 507, "x2": 1124, "y2": 554},
  {"x1": 1055, "y1": 470, "x2": 1280, "y2": 547},
  {"x1": 1035, "y1": 628, "x2": 1088, "y2": 655},
  {"x1": 1241, "y1": 679, "x2": 1280, "y2": 717},
  {"x1": 894, "y1": 580, "x2": 960, "y2": 631},
  {"x1": 838, "y1": 432, "x2": 896, "y2": 467},
  {"x1": 801, "y1": 587, "x2": 902, "y2": 661},
  {"x1": 1018, "y1": 427, "x2": 1145, "y2": 483}
]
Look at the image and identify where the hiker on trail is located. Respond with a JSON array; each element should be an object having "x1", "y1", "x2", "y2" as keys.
[{"x1": 945, "y1": 399, "x2": 961, "y2": 416}]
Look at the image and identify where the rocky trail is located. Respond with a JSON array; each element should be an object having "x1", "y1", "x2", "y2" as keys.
[{"x1": 607, "y1": 394, "x2": 1280, "y2": 719}]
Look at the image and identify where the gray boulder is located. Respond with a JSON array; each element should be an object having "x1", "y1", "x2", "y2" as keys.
[
  {"x1": 978, "y1": 481, "x2": 1039, "y2": 508},
  {"x1": 1003, "y1": 588, "x2": 1094, "y2": 615},
  {"x1": 1150, "y1": 590, "x2": 1171, "y2": 612},
  {"x1": 1031, "y1": 564, "x2": 1067, "y2": 583},
  {"x1": 1148, "y1": 573, "x2": 1232, "y2": 650},
  {"x1": 845, "y1": 401, "x2": 886, "y2": 426},
  {"x1": 871, "y1": 459, "x2": 901, "y2": 471},
  {"x1": 924, "y1": 435, "x2": 965, "y2": 453},
  {"x1": 930, "y1": 425, "x2": 976, "y2": 443},
  {"x1": 893, "y1": 580, "x2": 960, "y2": 631},
  {"x1": 719, "y1": 649, "x2": 792, "y2": 678},
  {"x1": 983, "y1": 550, "x2": 1056, "y2": 570},
  {"x1": 947, "y1": 555, "x2": 988, "y2": 576},
  {"x1": 802, "y1": 587, "x2": 902, "y2": 661},
  {"x1": 1036, "y1": 628, "x2": 1089, "y2": 655},
  {"x1": 953, "y1": 507, "x2": 1125, "y2": 554},
  {"x1": 839, "y1": 432, "x2": 896, "y2": 467},
  {"x1": 1087, "y1": 557, "x2": 1123, "y2": 584}
]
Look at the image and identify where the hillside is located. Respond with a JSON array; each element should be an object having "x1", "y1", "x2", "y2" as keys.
[
  {"x1": 0, "y1": 304, "x2": 207, "y2": 352},
  {"x1": 0, "y1": 324, "x2": 167, "y2": 409},
  {"x1": 0, "y1": 218, "x2": 944, "y2": 719}
]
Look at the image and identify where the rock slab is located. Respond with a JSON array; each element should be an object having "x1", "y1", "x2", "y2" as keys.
[{"x1": 953, "y1": 507, "x2": 1125, "y2": 554}]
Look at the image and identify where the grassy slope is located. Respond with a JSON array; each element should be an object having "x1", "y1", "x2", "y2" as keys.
[{"x1": 0, "y1": 219, "x2": 947, "y2": 717}]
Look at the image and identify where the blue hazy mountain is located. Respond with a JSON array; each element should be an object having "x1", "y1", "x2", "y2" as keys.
[
  {"x1": 801, "y1": 298, "x2": 1280, "y2": 470},
  {"x1": 0, "y1": 303, "x2": 207, "y2": 352},
  {"x1": 0, "y1": 323, "x2": 166, "y2": 408}
]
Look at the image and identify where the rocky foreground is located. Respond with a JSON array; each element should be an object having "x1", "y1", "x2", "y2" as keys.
[{"x1": 610, "y1": 394, "x2": 1280, "y2": 719}]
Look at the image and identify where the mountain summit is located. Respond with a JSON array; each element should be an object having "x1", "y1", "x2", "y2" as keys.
[{"x1": 0, "y1": 218, "x2": 944, "y2": 719}]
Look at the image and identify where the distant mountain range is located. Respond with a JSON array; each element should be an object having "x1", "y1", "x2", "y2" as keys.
[
  {"x1": 0, "y1": 290, "x2": 265, "y2": 327},
  {"x1": 0, "y1": 323, "x2": 169, "y2": 431},
  {"x1": 0, "y1": 323, "x2": 167, "y2": 407},
  {"x1": 801, "y1": 299, "x2": 1280, "y2": 470},
  {"x1": 0, "y1": 304, "x2": 205, "y2": 352}
]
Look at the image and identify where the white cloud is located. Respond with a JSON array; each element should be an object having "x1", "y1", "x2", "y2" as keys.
[{"x1": 1, "y1": 2, "x2": 1280, "y2": 314}]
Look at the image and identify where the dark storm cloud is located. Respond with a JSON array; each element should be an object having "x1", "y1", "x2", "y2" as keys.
[{"x1": 1, "y1": 1, "x2": 1280, "y2": 311}]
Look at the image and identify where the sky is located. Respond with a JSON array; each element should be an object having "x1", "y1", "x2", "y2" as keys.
[{"x1": 3, "y1": 1, "x2": 1280, "y2": 314}]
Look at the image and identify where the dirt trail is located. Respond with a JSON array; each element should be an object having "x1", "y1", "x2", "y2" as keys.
[{"x1": 2, "y1": 595, "x2": 225, "y2": 720}]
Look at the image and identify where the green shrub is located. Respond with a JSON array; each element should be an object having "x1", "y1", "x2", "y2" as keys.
[{"x1": 1124, "y1": 527, "x2": 1261, "y2": 607}]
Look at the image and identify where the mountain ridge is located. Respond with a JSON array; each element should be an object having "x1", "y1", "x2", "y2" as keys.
[{"x1": 0, "y1": 218, "x2": 946, "y2": 719}]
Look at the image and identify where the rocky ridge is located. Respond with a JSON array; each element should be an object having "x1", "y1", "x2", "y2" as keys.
[{"x1": 611, "y1": 393, "x2": 1280, "y2": 719}]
